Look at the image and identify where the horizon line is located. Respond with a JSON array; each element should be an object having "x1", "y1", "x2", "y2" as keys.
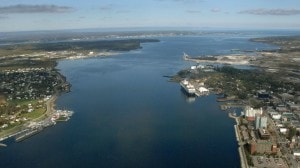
[{"x1": 1, "y1": 26, "x2": 300, "y2": 34}]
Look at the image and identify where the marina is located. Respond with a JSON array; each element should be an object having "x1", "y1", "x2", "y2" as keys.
[
  {"x1": 0, "y1": 109, "x2": 74, "y2": 143},
  {"x1": 14, "y1": 110, "x2": 74, "y2": 142}
]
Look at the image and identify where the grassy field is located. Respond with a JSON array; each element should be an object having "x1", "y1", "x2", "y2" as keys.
[
  {"x1": 0, "y1": 124, "x2": 23, "y2": 138},
  {"x1": 8, "y1": 99, "x2": 37, "y2": 106},
  {"x1": 21, "y1": 108, "x2": 46, "y2": 120}
]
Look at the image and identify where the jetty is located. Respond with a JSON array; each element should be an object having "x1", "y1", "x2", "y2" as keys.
[
  {"x1": 0, "y1": 143, "x2": 7, "y2": 147},
  {"x1": 15, "y1": 128, "x2": 43, "y2": 142},
  {"x1": 229, "y1": 113, "x2": 249, "y2": 168}
]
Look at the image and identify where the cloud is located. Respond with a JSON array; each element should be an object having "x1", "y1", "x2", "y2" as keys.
[
  {"x1": 186, "y1": 10, "x2": 201, "y2": 13},
  {"x1": 211, "y1": 8, "x2": 221, "y2": 13},
  {"x1": 239, "y1": 8, "x2": 300, "y2": 15},
  {"x1": 0, "y1": 4, "x2": 74, "y2": 14}
]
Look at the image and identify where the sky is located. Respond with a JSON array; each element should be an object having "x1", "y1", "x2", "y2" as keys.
[{"x1": 0, "y1": 0, "x2": 300, "y2": 32}]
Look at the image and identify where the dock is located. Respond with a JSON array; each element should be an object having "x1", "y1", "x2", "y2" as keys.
[
  {"x1": 15, "y1": 128, "x2": 43, "y2": 142},
  {"x1": 230, "y1": 114, "x2": 249, "y2": 168},
  {"x1": 0, "y1": 143, "x2": 7, "y2": 147}
]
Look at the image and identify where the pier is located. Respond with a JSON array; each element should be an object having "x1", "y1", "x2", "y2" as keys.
[
  {"x1": 0, "y1": 143, "x2": 7, "y2": 147},
  {"x1": 15, "y1": 128, "x2": 42, "y2": 142},
  {"x1": 234, "y1": 123, "x2": 249, "y2": 168},
  {"x1": 229, "y1": 112, "x2": 249, "y2": 168}
]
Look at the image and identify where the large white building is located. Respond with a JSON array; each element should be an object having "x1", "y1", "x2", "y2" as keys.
[{"x1": 245, "y1": 106, "x2": 263, "y2": 121}]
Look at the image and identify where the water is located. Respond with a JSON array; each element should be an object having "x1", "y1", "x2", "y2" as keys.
[{"x1": 0, "y1": 32, "x2": 288, "y2": 168}]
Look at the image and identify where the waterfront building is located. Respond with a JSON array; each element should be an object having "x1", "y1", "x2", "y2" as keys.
[
  {"x1": 245, "y1": 106, "x2": 263, "y2": 121},
  {"x1": 255, "y1": 114, "x2": 268, "y2": 129},
  {"x1": 260, "y1": 116, "x2": 267, "y2": 128},
  {"x1": 198, "y1": 87, "x2": 209, "y2": 95},
  {"x1": 242, "y1": 130, "x2": 250, "y2": 141},
  {"x1": 250, "y1": 140, "x2": 275, "y2": 154}
]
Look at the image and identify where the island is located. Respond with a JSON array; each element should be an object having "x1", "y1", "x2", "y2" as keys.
[
  {"x1": 0, "y1": 37, "x2": 159, "y2": 144},
  {"x1": 173, "y1": 36, "x2": 300, "y2": 168}
]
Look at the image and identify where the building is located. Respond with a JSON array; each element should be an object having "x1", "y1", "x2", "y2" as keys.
[
  {"x1": 258, "y1": 128, "x2": 271, "y2": 140},
  {"x1": 245, "y1": 106, "x2": 263, "y2": 121},
  {"x1": 250, "y1": 140, "x2": 275, "y2": 154},
  {"x1": 257, "y1": 90, "x2": 270, "y2": 100},
  {"x1": 198, "y1": 87, "x2": 209, "y2": 95},
  {"x1": 255, "y1": 114, "x2": 268, "y2": 129},
  {"x1": 293, "y1": 150, "x2": 300, "y2": 157},
  {"x1": 280, "y1": 128, "x2": 288, "y2": 134},
  {"x1": 271, "y1": 113, "x2": 281, "y2": 120}
]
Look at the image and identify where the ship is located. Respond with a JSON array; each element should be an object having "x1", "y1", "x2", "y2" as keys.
[{"x1": 180, "y1": 80, "x2": 196, "y2": 96}]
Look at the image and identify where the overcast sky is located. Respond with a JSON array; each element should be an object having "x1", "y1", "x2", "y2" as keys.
[{"x1": 0, "y1": 0, "x2": 300, "y2": 32}]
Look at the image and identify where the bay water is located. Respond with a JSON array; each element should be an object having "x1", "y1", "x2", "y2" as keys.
[{"x1": 0, "y1": 32, "x2": 286, "y2": 168}]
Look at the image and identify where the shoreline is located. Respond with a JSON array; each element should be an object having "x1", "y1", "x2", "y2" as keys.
[
  {"x1": 235, "y1": 119, "x2": 249, "y2": 168},
  {"x1": 0, "y1": 95, "x2": 58, "y2": 143},
  {"x1": 184, "y1": 54, "x2": 256, "y2": 65},
  {"x1": 229, "y1": 112, "x2": 249, "y2": 168},
  {"x1": 179, "y1": 36, "x2": 300, "y2": 167},
  {"x1": 0, "y1": 62, "x2": 68, "y2": 143},
  {"x1": 0, "y1": 39, "x2": 160, "y2": 144}
]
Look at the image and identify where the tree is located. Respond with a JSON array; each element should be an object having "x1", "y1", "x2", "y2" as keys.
[{"x1": 288, "y1": 127, "x2": 297, "y2": 140}]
